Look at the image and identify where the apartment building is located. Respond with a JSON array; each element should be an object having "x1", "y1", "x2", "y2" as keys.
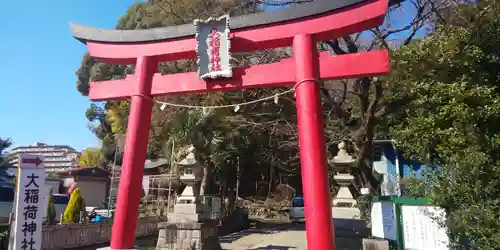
[{"x1": 8, "y1": 142, "x2": 80, "y2": 173}]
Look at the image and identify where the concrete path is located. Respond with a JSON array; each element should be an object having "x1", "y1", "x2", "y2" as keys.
[
  {"x1": 220, "y1": 220, "x2": 363, "y2": 250},
  {"x1": 220, "y1": 221, "x2": 307, "y2": 250}
]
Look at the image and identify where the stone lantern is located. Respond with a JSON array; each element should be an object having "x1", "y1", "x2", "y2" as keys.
[
  {"x1": 168, "y1": 145, "x2": 209, "y2": 221},
  {"x1": 331, "y1": 141, "x2": 360, "y2": 219},
  {"x1": 158, "y1": 145, "x2": 221, "y2": 250}
]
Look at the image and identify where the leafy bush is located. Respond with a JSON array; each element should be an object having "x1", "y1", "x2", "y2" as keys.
[
  {"x1": 0, "y1": 229, "x2": 8, "y2": 249},
  {"x1": 62, "y1": 188, "x2": 86, "y2": 224},
  {"x1": 356, "y1": 195, "x2": 371, "y2": 222},
  {"x1": 45, "y1": 187, "x2": 56, "y2": 225}
]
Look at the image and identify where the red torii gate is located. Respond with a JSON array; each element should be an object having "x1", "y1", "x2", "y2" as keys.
[{"x1": 69, "y1": 0, "x2": 389, "y2": 249}]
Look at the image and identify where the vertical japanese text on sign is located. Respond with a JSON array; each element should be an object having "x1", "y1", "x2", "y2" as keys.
[
  {"x1": 22, "y1": 173, "x2": 40, "y2": 250},
  {"x1": 209, "y1": 28, "x2": 222, "y2": 72}
]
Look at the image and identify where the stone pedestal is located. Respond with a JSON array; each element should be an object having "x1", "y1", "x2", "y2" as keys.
[
  {"x1": 168, "y1": 203, "x2": 210, "y2": 222},
  {"x1": 362, "y1": 238, "x2": 389, "y2": 250},
  {"x1": 156, "y1": 221, "x2": 221, "y2": 250}
]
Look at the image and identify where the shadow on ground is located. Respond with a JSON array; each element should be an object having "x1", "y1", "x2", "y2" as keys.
[
  {"x1": 219, "y1": 219, "x2": 305, "y2": 244},
  {"x1": 219, "y1": 228, "x2": 272, "y2": 244}
]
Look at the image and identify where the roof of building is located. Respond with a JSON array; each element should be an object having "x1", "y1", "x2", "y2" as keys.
[
  {"x1": 56, "y1": 167, "x2": 110, "y2": 178},
  {"x1": 10, "y1": 142, "x2": 77, "y2": 152},
  {"x1": 144, "y1": 158, "x2": 168, "y2": 169}
]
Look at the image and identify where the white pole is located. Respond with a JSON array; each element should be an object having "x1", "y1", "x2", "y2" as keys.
[
  {"x1": 108, "y1": 147, "x2": 120, "y2": 217},
  {"x1": 166, "y1": 139, "x2": 175, "y2": 214},
  {"x1": 236, "y1": 156, "x2": 240, "y2": 200},
  {"x1": 391, "y1": 140, "x2": 402, "y2": 196}
]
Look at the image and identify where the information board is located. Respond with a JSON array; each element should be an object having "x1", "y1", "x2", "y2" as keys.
[
  {"x1": 371, "y1": 201, "x2": 397, "y2": 241},
  {"x1": 401, "y1": 205, "x2": 449, "y2": 250}
]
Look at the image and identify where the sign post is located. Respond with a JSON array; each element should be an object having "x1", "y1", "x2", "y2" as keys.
[{"x1": 9, "y1": 154, "x2": 45, "y2": 250}]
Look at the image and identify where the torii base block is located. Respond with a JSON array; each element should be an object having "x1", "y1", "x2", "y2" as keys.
[{"x1": 69, "y1": 0, "x2": 390, "y2": 249}]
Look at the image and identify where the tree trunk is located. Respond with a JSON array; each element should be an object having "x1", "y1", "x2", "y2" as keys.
[
  {"x1": 200, "y1": 165, "x2": 208, "y2": 196},
  {"x1": 227, "y1": 186, "x2": 236, "y2": 214},
  {"x1": 220, "y1": 165, "x2": 230, "y2": 213},
  {"x1": 268, "y1": 166, "x2": 274, "y2": 197}
]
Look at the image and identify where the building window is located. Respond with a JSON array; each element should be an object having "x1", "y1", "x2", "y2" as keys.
[{"x1": 373, "y1": 145, "x2": 383, "y2": 162}]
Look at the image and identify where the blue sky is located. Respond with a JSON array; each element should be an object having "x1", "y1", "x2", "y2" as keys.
[
  {"x1": 0, "y1": 0, "x2": 421, "y2": 152},
  {"x1": 0, "y1": 0, "x2": 139, "y2": 151}
]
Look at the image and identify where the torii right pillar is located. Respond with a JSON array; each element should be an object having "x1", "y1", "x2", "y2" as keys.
[{"x1": 294, "y1": 33, "x2": 335, "y2": 249}]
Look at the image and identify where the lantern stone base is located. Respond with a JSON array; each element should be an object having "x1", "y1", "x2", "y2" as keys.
[
  {"x1": 362, "y1": 238, "x2": 390, "y2": 250},
  {"x1": 331, "y1": 173, "x2": 361, "y2": 219},
  {"x1": 332, "y1": 206, "x2": 361, "y2": 219},
  {"x1": 156, "y1": 220, "x2": 221, "y2": 250},
  {"x1": 168, "y1": 203, "x2": 211, "y2": 222}
]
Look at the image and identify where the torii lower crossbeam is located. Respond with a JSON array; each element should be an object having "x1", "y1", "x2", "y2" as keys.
[
  {"x1": 69, "y1": 0, "x2": 390, "y2": 249},
  {"x1": 88, "y1": 50, "x2": 388, "y2": 101}
]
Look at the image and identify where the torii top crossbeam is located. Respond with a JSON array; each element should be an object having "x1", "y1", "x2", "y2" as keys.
[
  {"x1": 71, "y1": 0, "x2": 389, "y2": 101},
  {"x1": 69, "y1": 0, "x2": 390, "y2": 249},
  {"x1": 71, "y1": 0, "x2": 387, "y2": 56}
]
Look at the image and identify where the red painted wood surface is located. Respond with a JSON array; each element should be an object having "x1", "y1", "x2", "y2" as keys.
[
  {"x1": 88, "y1": 50, "x2": 389, "y2": 101},
  {"x1": 85, "y1": 0, "x2": 388, "y2": 64},
  {"x1": 293, "y1": 33, "x2": 336, "y2": 250},
  {"x1": 110, "y1": 56, "x2": 155, "y2": 249}
]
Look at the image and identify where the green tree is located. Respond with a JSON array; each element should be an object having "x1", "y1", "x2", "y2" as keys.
[
  {"x1": 62, "y1": 188, "x2": 87, "y2": 224},
  {"x1": 0, "y1": 138, "x2": 12, "y2": 167},
  {"x1": 85, "y1": 102, "x2": 127, "y2": 166},
  {"x1": 0, "y1": 138, "x2": 13, "y2": 182},
  {"x1": 45, "y1": 187, "x2": 56, "y2": 225},
  {"x1": 389, "y1": 1, "x2": 500, "y2": 248},
  {"x1": 78, "y1": 147, "x2": 101, "y2": 167}
]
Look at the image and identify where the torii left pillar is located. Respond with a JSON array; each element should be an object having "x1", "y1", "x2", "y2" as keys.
[
  {"x1": 69, "y1": 0, "x2": 390, "y2": 248},
  {"x1": 110, "y1": 56, "x2": 156, "y2": 247}
]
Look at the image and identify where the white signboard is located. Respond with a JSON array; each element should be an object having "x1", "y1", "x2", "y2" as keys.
[
  {"x1": 39, "y1": 186, "x2": 50, "y2": 222},
  {"x1": 402, "y1": 205, "x2": 449, "y2": 250},
  {"x1": 11, "y1": 154, "x2": 45, "y2": 250},
  {"x1": 371, "y1": 201, "x2": 397, "y2": 241}
]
